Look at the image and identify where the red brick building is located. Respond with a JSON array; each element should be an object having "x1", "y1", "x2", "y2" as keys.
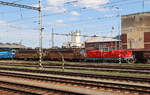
[{"x1": 122, "y1": 12, "x2": 150, "y2": 50}]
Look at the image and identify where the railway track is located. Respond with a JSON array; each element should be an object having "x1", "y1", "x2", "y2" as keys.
[
  {"x1": 43, "y1": 63, "x2": 150, "y2": 70},
  {"x1": 39, "y1": 65, "x2": 150, "y2": 74},
  {"x1": 0, "y1": 63, "x2": 150, "y2": 74},
  {"x1": 1, "y1": 61, "x2": 150, "y2": 68},
  {"x1": 0, "y1": 70, "x2": 150, "y2": 95},
  {"x1": 1, "y1": 62, "x2": 150, "y2": 70},
  {"x1": 0, "y1": 67, "x2": 150, "y2": 83}
]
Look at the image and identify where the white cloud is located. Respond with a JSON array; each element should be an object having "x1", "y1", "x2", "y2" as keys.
[
  {"x1": 46, "y1": 0, "x2": 110, "y2": 12},
  {"x1": 45, "y1": 0, "x2": 70, "y2": 13},
  {"x1": 0, "y1": 21, "x2": 8, "y2": 26},
  {"x1": 44, "y1": 7, "x2": 67, "y2": 13},
  {"x1": 47, "y1": 0, "x2": 68, "y2": 7},
  {"x1": 104, "y1": 14, "x2": 115, "y2": 17},
  {"x1": 70, "y1": 11, "x2": 79, "y2": 16},
  {"x1": 47, "y1": 0, "x2": 109, "y2": 7},
  {"x1": 32, "y1": 4, "x2": 39, "y2": 7},
  {"x1": 56, "y1": 19, "x2": 64, "y2": 23},
  {"x1": 78, "y1": 0, "x2": 109, "y2": 9},
  {"x1": 0, "y1": 20, "x2": 37, "y2": 32},
  {"x1": 68, "y1": 17, "x2": 79, "y2": 21},
  {"x1": 98, "y1": 7, "x2": 110, "y2": 11}
]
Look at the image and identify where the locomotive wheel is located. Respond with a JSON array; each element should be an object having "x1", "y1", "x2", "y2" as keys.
[
  {"x1": 146, "y1": 59, "x2": 150, "y2": 64},
  {"x1": 127, "y1": 59, "x2": 135, "y2": 64}
]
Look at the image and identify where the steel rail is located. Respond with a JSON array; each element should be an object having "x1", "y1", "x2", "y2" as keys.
[
  {"x1": 0, "y1": 62, "x2": 150, "y2": 70},
  {"x1": 0, "y1": 80, "x2": 85, "y2": 95},
  {"x1": 0, "y1": 63, "x2": 150, "y2": 74}
]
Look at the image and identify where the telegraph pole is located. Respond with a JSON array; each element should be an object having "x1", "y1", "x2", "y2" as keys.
[
  {"x1": 115, "y1": 6, "x2": 121, "y2": 64},
  {"x1": 118, "y1": 24, "x2": 121, "y2": 64},
  {"x1": 52, "y1": 28, "x2": 54, "y2": 48},
  {"x1": 142, "y1": 0, "x2": 144, "y2": 13},
  {"x1": 118, "y1": 13, "x2": 121, "y2": 64},
  {"x1": 38, "y1": 0, "x2": 43, "y2": 68}
]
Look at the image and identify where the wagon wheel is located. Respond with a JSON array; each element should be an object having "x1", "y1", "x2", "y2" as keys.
[{"x1": 127, "y1": 58, "x2": 135, "y2": 64}]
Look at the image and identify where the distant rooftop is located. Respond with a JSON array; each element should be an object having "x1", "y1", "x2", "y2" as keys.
[
  {"x1": 85, "y1": 36, "x2": 120, "y2": 43},
  {"x1": 122, "y1": 12, "x2": 150, "y2": 17},
  {"x1": 0, "y1": 43, "x2": 26, "y2": 49}
]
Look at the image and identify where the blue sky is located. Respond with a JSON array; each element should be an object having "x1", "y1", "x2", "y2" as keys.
[{"x1": 0, "y1": 0, "x2": 150, "y2": 48}]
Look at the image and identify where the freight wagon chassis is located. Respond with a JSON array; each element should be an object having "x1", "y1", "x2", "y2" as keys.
[{"x1": 133, "y1": 50, "x2": 150, "y2": 63}]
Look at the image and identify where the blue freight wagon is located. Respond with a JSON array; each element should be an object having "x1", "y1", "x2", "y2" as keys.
[{"x1": 0, "y1": 50, "x2": 15, "y2": 59}]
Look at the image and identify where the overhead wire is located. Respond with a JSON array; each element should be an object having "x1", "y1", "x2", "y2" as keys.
[
  {"x1": 6, "y1": 0, "x2": 145, "y2": 24},
  {"x1": 4, "y1": 5, "x2": 139, "y2": 31},
  {"x1": 44, "y1": 0, "x2": 143, "y2": 38},
  {"x1": 105, "y1": 0, "x2": 143, "y2": 7},
  {"x1": 12, "y1": 0, "x2": 24, "y2": 3},
  {"x1": 45, "y1": 0, "x2": 148, "y2": 41}
]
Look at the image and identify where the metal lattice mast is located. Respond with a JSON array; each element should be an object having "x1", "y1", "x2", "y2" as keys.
[
  {"x1": 0, "y1": 1, "x2": 39, "y2": 10},
  {"x1": 38, "y1": 0, "x2": 43, "y2": 68}
]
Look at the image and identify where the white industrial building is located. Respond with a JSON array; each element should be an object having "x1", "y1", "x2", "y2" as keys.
[{"x1": 63, "y1": 31, "x2": 83, "y2": 48}]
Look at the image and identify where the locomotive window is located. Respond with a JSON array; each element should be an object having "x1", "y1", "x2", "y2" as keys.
[
  {"x1": 100, "y1": 45, "x2": 109, "y2": 52},
  {"x1": 96, "y1": 43, "x2": 99, "y2": 50},
  {"x1": 86, "y1": 44, "x2": 96, "y2": 47},
  {"x1": 103, "y1": 47, "x2": 109, "y2": 52}
]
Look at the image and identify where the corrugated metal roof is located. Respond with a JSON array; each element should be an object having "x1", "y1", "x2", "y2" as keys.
[
  {"x1": 85, "y1": 36, "x2": 120, "y2": 43},
  {"x1": 122, "y1": 12, "x2": 150, "y2": 17},
  {"x1": 0, "y1": 43, "x2": 26, "y2": 49}
]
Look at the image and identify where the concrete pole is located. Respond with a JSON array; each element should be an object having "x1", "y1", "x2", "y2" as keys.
[
  {"x1": 118, "y1": 15, "x2": 121, "y2": 64},
  {"x1": 52, "y1": 28, "x2": 54, "y2": 48},
  {"x1": 115, "y1": 7, "x2": 121, "y2": 64},
  {"x1": 142, "y1": 0, "x2": 144, "y2": 13}
]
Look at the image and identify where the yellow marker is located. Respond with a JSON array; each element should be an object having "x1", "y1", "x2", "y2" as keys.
[{"x1": 62, "y1": 57, "x2": 65, "y2": 71}]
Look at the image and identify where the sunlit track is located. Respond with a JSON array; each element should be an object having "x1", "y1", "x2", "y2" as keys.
[
  {"x1": 1, "y1": 62, "x2": 150, "y2": 70},
  {"x1": 0, "y1": 80, "x2": 84, "y2": 95},
  {"x1": 0, "y1": 70, "x2": 150, "y2": 95},
  {"x1": 0, "y1": 85, "x2": 40, "y2": 95},
  {"x1": 0, "y1": 67, "x2": 150, "y2": 83}
]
